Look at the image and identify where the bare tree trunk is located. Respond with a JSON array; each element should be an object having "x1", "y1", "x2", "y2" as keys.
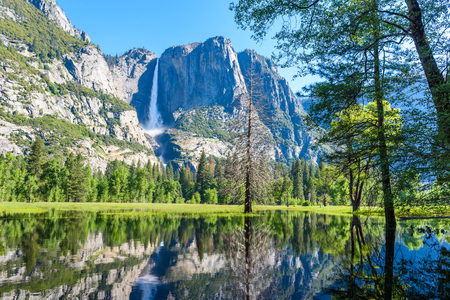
[
  {"x1": 406, "y1": 0, "x2": 450, "y2": 144},
  {"x1": 373, "y1": 0, "x2": 396, "y2": 226},
  {"x1": 245, "y1": 79, "x2": 253, "y2": 214}
]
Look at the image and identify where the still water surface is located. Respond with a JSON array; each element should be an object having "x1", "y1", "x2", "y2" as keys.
[{"x1": 0, "y1": 211, "x2": 448, "y2": 299}]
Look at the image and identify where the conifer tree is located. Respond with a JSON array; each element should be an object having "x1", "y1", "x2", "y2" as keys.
[
  {"x1": 291, "y1": 158, "x2": 304, "y2": 201},
  {"x1": 166, "y1": 163, "x2": 174, "y2": 181},
  {"x1": 196, "y1": 151, "x2": 211, "y2": 201},
  {"x1": 180, "y1": 165, "x2": 190, "y2": 199},
  {"x1": 27, "y1": 137, "x2": 45, "y2": 177},
  {"x1": 160, "y1": 162, "x2": 167, "y2": 182},
  {"x1": 64, "y1": 153, "x2": 89, "y2": 202}
]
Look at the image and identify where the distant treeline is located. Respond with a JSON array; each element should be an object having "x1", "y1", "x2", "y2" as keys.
[{"x1": 0, "y1": 138, "x2": 351, "y2": 205}]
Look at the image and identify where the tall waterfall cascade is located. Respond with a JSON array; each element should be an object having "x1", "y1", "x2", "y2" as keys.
[{"x1": 145, "y1": 58, "x2": 164, "y2": 137}]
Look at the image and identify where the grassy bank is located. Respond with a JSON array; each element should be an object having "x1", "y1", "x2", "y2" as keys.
[
  {"x1": 0, "y1": 202, "x2": 447, "y2": 218},
  {"x1": 0, "y1": 202, "x2": 356, "y2": 217}
]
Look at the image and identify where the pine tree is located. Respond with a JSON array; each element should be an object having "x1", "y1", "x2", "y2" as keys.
[
  {"x1": 64, "y1": 153, "x2": 89, "y2": 202},
  {"x1": 27, "y1": 137, "x2": 45, "y2": 177},
  {"x1": 160, "y1": 162, "x2": 167, "y2": 182},
  {"x1": 152, "y1": 164, "x2": 160, "y2": 181},
  {"x1": 196, "y1": 151, "x2": 211, "y2": 201},
  {"x1": 166, "y1": 163, "x2": 174, "y2": 181},
  {"x1": 292, "y1": 158, "x2": 304, "y2": 201}
]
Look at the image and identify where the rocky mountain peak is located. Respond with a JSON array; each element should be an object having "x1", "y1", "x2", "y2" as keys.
[
  {"x1": 24, "y1": 0, "x2": 90, "y2": 41},
  {"x1": 121, "y1": 48, "x2": 156, "y2": 61}
]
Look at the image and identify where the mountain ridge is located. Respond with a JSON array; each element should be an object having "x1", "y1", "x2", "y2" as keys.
[{"x1": 0, "y1": 0, "x2": 324, "y2": 169}]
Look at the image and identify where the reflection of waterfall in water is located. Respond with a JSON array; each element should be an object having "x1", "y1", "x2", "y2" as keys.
[
  {"x1": 132, "y1": 274, "x2": 161, "y2": 300},
  {"x1": 131, "y1": 244, "x2": 165, "y2": 300}
]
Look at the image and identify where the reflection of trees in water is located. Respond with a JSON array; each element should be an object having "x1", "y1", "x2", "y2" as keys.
[
  {"x1": 324, "y1": 216, "x2": 404, "y2": 299},
  {"x1": 398, "y1": 232, "x2": 450, "y2": 299},
  {"x1": 323, "y1": 217, "x2": 450, "y2": 299},
  {"x1": 223, "y1": 216, "x2": 273, "y2": 299}
]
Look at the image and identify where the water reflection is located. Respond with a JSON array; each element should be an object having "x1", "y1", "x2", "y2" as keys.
[{"x1": 0, "y1": 211, "x2": 448, "y2": 299}]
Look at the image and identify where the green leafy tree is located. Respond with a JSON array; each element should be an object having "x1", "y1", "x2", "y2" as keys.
[
  {"x1": 24, "y1": 175, "x2": 39, "y2": 202},
  {"x1": 204, "y1": 188, "x2": 218, "y2": 204},
  {"x1": 131, "y1": 167, "x2": 150, "y2": 202},
  {"x1": 313, "y1": 165, "x2": 337, "y2": 206},
  {"x1": 188, "y1": 192, "x2": 201, "y2": 204},
  {"x1": 0, "y1": 153, "x2": 14, "y2": 202},
  {"x1": 326, "y1": 101, "x2": 402, "y2": 211},
  {"x1": 41, "y1": 159, "x2": 66, "y2": 202},
  {"x1": 108, "y1": 165, "x2": 129, "y2": 202}
]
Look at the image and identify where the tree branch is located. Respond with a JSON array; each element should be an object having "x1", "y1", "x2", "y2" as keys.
[{"x1": 287, "y1": 0, "x2": 320, "y2": 10}]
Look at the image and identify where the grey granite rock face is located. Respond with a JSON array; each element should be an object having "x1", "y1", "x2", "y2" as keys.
[
  {"x1": 158, "y1": 36, "x2": 247, "y2": 124},
  {"x1": 110, "y1": 49, "x2": 158, "y2": 123},
  {"x1": 64, "y1": 45, "x2": 118, "y2": 96},
  {"x1": 24, "y1": 0, "x2": 90, "y2": 42},
  {"x1": 155, "y1": 38, "x2": 320, "y2": 163},
  {"x1": 237, "y1": 50, "x2": 315, "y2": 160}
]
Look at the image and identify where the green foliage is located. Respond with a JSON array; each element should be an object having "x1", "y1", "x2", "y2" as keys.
[
  {"x1": 0, "y1": 0, "x2": 87, "y2": 62},
  {"x1": 204, "y1": 188, "x2": 218, "y2": 204},
  {"x1": 27, "y1": 137, "x2": 45, "y2": 177},
  {"x1": 188, "y1": 192, "x2": 201, "y2": 204},
  {"x1": 196, "y1": 151, "x2": 214, "y2": 201},
  {"x1": 64, "y1": 153, "x2": 90, "y2": 202},
  {"x1": 0, "y1": 45, "x2": 52, "y2": 93},
  {"x1": 0, "y1": 109, "x2": 150, "y2": 155},
  {"x1": 176, "y1": 106, "x2": 230, "y2": 139}
]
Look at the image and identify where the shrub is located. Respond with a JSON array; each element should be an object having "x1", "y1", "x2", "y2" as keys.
[
  {"x1": 188, "y1": 192, "x2": 201, "y2": 204},
  {"x1": 175, "y1": 197, "x2": 185, "y2": 204},
  {"x1": 204, "y1": 188, "x2": 218, "y2": 204}
]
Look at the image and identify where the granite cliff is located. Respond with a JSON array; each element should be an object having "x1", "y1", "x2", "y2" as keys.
[
  {"x1": 0, "y1": 0, "x2": 323, "y2": 169},
  {"x1": 154, "y1": 37, "x2": 322, "y2": 164},
  {"x1": 0, "y1": 0, "x2": 159, "y2": 171}
]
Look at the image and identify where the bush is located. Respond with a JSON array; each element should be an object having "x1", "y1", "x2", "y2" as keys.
[
  {"x1": 175, "y1": 197, "x2": 185, "y2": 204},
  {"x1": 188, "y1": 192, "x2": 201, "y2": 204},
  {"x1": 302, "y1": 200, "x2": 312, "y2": 206},
  {"x1": 204, "y1": 188, "x2": 218, "y2": 204}
]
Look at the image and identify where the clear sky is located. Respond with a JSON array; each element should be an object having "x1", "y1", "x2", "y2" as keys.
[{"x1": 56, "y1": 0, "x2": 319, "y2": 92}]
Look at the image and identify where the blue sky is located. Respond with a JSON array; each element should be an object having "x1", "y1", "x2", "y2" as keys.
[{"x1": 57, "y1": 0, "x2": 318, "y2": 92}]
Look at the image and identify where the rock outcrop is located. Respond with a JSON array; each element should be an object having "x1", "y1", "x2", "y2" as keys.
[
  {"x1": 238, "y1": 49, "x2": 316, "y2": 160},
  {"x1": 0, "y1": 0, "x2": 323, "y2": 168},
  {"x1": 154, "y1": 37, "x2": 321, "y2": 163},
  {"x1": 158, "y1": 36, "x2": 247, "y2": 123},
  {"x1": 24, "y1": 0, "x2": 90, "y2": 41},
  {"x1": 64, "y1": 45, "x2": 118, "y2": 96},
  {"x1": 110, "y1": 49, "x2": 158, "y2": 122}
]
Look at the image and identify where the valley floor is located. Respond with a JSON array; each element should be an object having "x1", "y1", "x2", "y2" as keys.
[{"x1": 0, "y1": 202, "x2": 448, "y2": 218}]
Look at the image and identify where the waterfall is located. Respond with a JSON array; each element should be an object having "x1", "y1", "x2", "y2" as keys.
[{"x1": 145, "y1": 58, "x2": 164, "y2": 136}]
